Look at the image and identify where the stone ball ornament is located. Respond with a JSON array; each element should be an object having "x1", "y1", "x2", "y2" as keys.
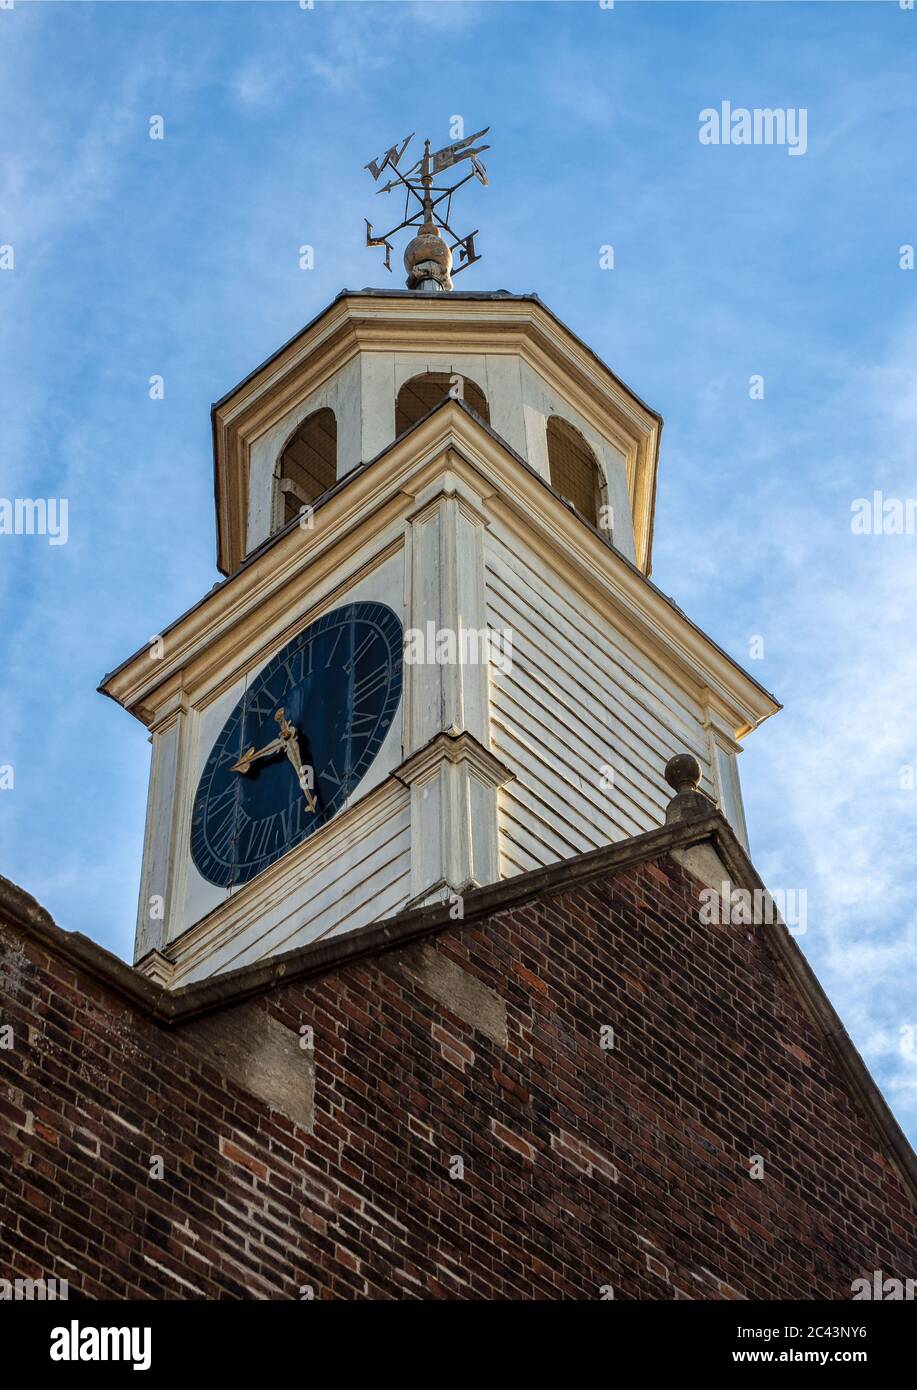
[
  {"x1": 663, "y1": 752, "x2": 714, "y2": 825},
  {"x1": 664, "y1": 753, "x2": 702, "y2": 795}
]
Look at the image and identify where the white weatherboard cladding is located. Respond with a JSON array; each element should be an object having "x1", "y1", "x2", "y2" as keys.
[
  {"x1": 176, "y1": 676, "x2": 243, "y2": 937},
  {"x1": 483, "y1": 521, "x2": 716, "y2": 877},
  {"x1": 135, "y1": 682, "x2": 243, "y2": 963}
]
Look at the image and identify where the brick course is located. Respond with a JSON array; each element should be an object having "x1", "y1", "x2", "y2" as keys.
[{"x1": 1, "y1": 839, "x2": 915, "y2": 1300}]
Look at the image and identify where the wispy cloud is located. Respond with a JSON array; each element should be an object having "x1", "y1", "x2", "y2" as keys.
[{"x1": 231, "y1": 0, "x2": 483, "y2": 107}]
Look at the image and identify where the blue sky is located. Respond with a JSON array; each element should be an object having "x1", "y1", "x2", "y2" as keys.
[{"x1": 1, "y1": 0, "x2": 916, "y2": 1142}]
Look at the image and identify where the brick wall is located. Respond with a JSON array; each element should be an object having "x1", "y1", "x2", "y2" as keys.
[{"x1": 1, "y1": 844, "x2": 915, "y2": 1300}]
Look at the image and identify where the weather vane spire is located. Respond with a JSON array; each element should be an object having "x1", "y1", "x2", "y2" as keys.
[{"x1": 363, "y1": 126, "x2": 491, "y2": 292}]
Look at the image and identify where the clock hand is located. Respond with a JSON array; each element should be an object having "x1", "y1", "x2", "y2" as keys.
[
  {"x1": 275, "y1": 709, "x2": 319, "y2": 814},
  {"x1": 230, "y1": 734, "x2": 285, "y2": 775},
  {"x1": 230, "y1": 709, "x2": 319, "y2": 813}
]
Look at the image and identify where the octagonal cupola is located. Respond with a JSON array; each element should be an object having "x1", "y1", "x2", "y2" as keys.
[{"x1": 211, "y1": 289, "x2": 663, "y2": 577}]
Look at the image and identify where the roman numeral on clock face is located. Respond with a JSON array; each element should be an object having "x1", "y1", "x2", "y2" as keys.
[
  {"x1": 322, "y1": 758, "x2": 345, "y2": 790},
  {"x1": 344, "y1": 629, "x2": 380, "y2": 675},
  {"x1": 206, "y1": 800, "x2": 237, "y2": 861},
  {"x1": 279, "y1": 649, "x2": 307, "y2": 690},
  {"x1": 352, "y1": 660, "x2": 389, "y2": 704},
  {"x1": 349, "y1": 704, "x2": 381, "y2": 732},
  {"x1": 246, "y1": 689, "x2": 279, "y2": 722},
  {"x1": 323, "y1": 624, "x2": 345, "y2": 668},
  {"x1": 276, "y1": 802, "x2": 300, "y2": 844},
  {"x1": 206, "y1": 782, "x2": 237, "y2": 817},
  {"x1": 241, "y1": 815, "x2": 273, "y2": 865}
]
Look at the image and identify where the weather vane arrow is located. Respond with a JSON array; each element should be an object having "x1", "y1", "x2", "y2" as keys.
[
  {"x1": 362, "y1": 126, "x2": 492, "y2": 292},
  {"x1": 431, "y1": 128, "x2": 491, "y2": 181}
]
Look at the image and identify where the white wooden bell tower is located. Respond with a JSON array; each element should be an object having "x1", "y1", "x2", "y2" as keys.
[{"x1": 101, "y1": 289, "x2": 778, "y2": 986}]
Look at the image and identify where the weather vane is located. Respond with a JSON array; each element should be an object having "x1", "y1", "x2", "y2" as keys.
[{"x1": 363, "y1": 127, "x2": 491, "y2": 292}]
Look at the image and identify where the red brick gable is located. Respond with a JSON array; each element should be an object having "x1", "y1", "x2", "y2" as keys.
[{"x1": 1, "y1": 814, "x2": 915, "y2": 1299}]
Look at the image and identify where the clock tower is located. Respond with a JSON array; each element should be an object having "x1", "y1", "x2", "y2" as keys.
[
  {"x1": 100, "y1": 137, "x2": 778, "y2": 988},
  {"x1": 9, "y1": 126, "x2": 912, "y2": 1312}
]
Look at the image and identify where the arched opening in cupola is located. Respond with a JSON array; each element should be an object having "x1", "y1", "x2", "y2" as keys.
[
  {"x1": 395, "y1": 372, "x2": 490, "y2": 437},
  {"x1": 546, "y1": 415, "x2": 603, "y2": 529},
  {"x1": 276, "y1": 407, "x2": 338, "y2": 526}
]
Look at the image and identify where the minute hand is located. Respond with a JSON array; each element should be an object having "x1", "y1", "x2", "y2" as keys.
[{"x1": 276, "y1": 710, "x2": 319, "y2": 814}]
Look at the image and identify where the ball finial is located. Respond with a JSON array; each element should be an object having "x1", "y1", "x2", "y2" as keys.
[
  {"x1": 664, "y1": 753, "x2": 702, "y2": 796},
  {"x1": 403, "y1": 221, "x2": 453, "y2": 292}
]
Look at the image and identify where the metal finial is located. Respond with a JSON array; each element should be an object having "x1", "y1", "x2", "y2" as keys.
[{"x1": 363, "y1": 127, "x2": 491, "y2": 292}]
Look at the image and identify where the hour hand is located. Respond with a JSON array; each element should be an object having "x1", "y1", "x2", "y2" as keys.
[{"x1": 230, "y1": 734, "x2": 284, "y2": 775}]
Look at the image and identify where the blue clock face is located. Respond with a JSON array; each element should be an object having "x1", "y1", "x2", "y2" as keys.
[{"x1": 191, "y1": 601, "x2": 403, "y2": 888}]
